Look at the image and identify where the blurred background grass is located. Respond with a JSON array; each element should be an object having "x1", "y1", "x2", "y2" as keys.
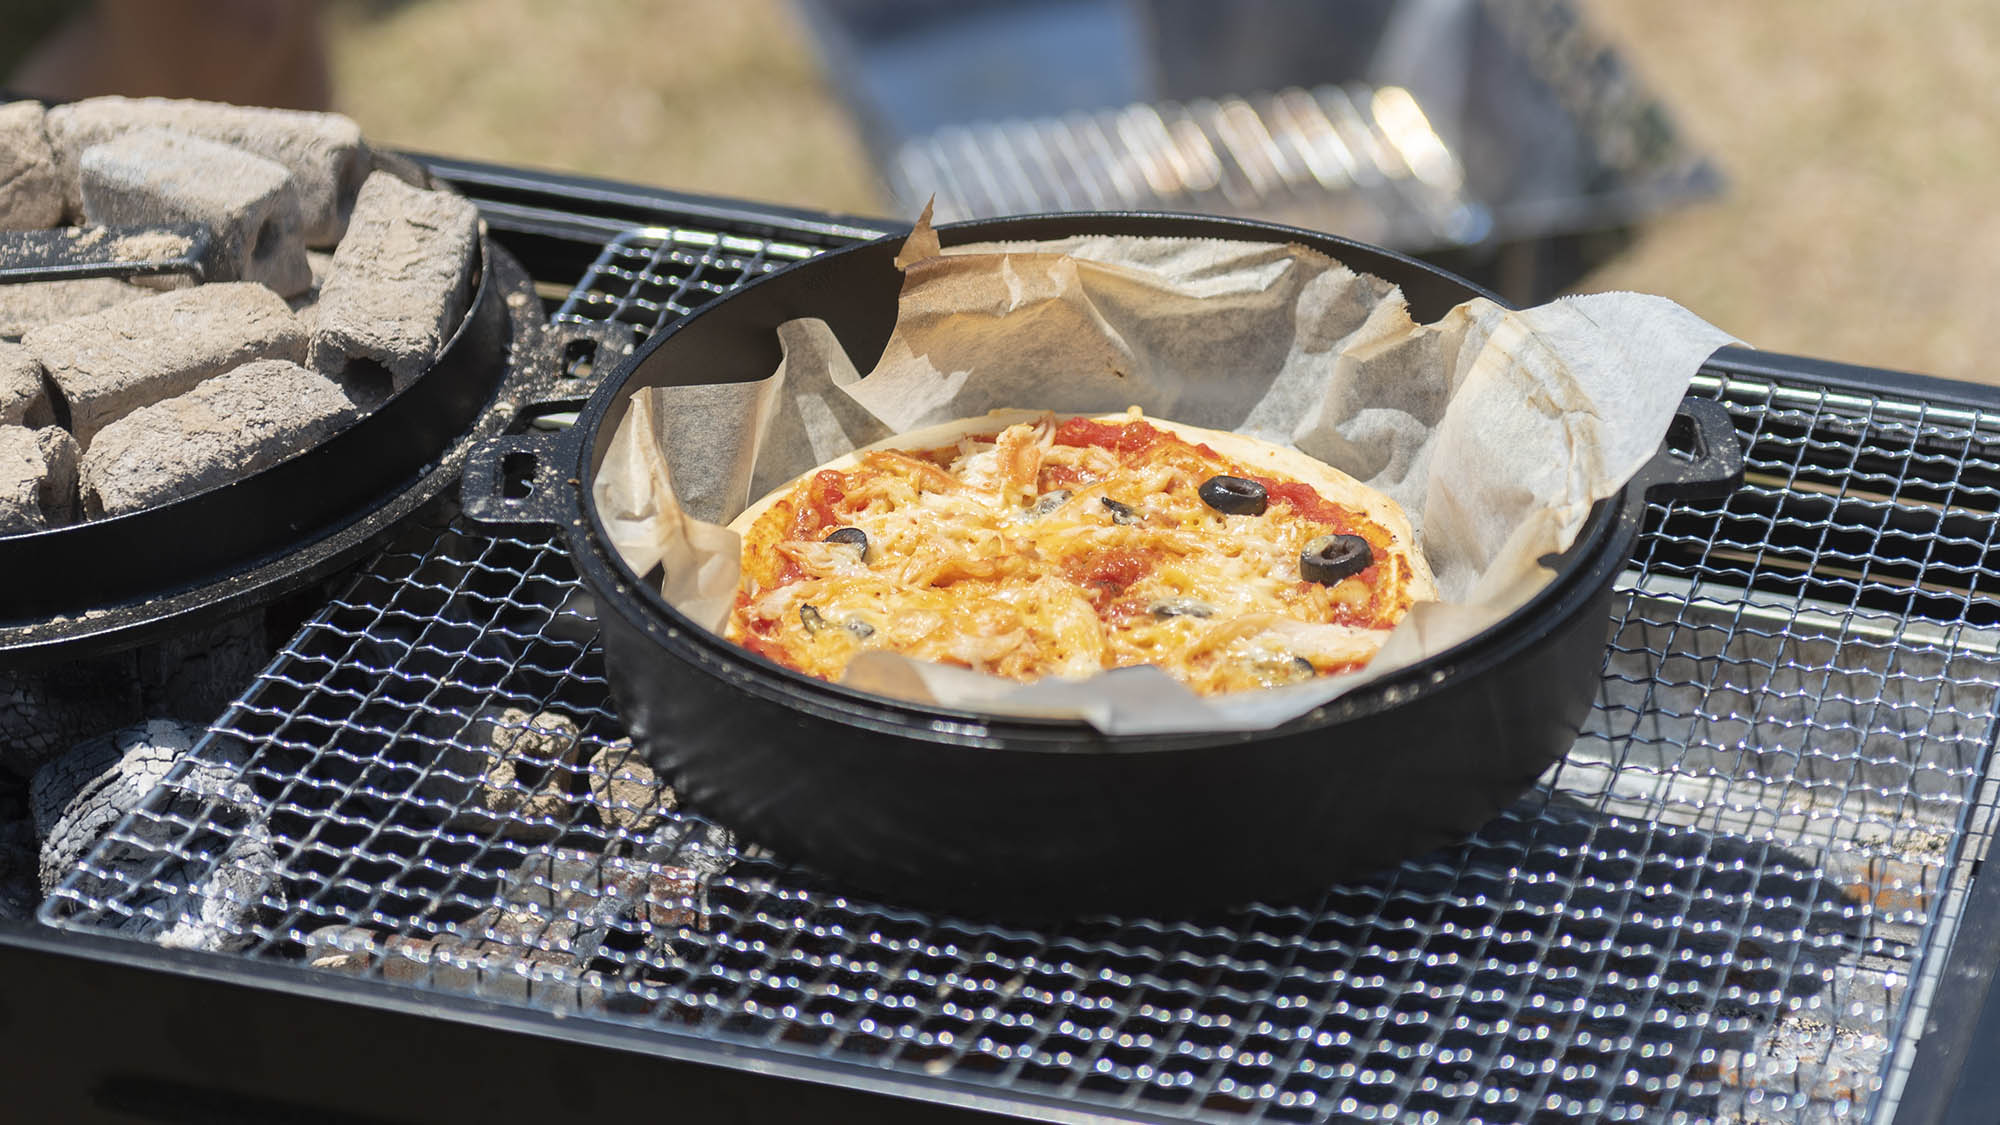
[{"x1": 326, "y1": 0, "x2": 1996, "y2": 381}]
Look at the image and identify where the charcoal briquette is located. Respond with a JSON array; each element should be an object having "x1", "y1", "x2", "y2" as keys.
[
  {"x1": 0, "y1": 424, "x2": 79, "y2": 533},
  {"x1": 79, "y1": 358, "x2": 357, "y2": 517},
  {"x1": 0, "y1": 101, "x2": 62, "y2": 230},
  {"x1": 310, "y1": 171, "x2": 479, "y2": 390},
  {"x1": 43, "y1": 96, "x2": 369, "y2": 246},
  {"x1": 24, "y1": 282, "x2": 307, "y2": 446},
  {"x1": 0, "y1": 341, "x2": 52, "y2": 428},
  {"x1": 79, "y1": 129, "x2": 311, "y2": 296}
]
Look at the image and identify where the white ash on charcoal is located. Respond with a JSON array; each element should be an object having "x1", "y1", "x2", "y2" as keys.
[
  {"x1": 303, "y1": 924, "x2": 631, "y2": 1014},
  {"x1": 631, "y1": 819, "x2": 737, "y2": 930},
  {"x1": 79, "y1": 359, "x2": 357, "y2": 517},
  {"x1": 485, "y1": 845, "x2": 706, "y2": 943},
  {"x1": 299, "y1": 848, "x2": 712, "y2": 1007},
  {"x1": 310, "y1": 171, "x2": 479, "y2": 392},
  {"x1": 415, "y1": 707, "x2": 582, "y2": 842},
  {"x1": 30, "y1": 717, "x2": 203, "y2": 892},
  {"x1": 0, "y1": 341, "x2": 53, "y2": 427},
  {"x1": 146, "y1": 820, "x2": 285, "y2": 953},
  {"x1": 47, "y1": 226, "x2": 197, "y2": 293},
  {"x1": 0, "y1": 423, "x2": 79, "y2": 534},
  {"x1": 23, "y1": 281, "x2": 307, "y2": 447},
  {"x1": 637, "y1": 819, "x2": 737, "y2": 883},
  {"x1": 0, "y1": 101, "x2": 62, "y2": 230},
  {"x1": 445, "y1": 846, "x2": 707, "y2": 982},
  {"x1": 42, "y1": 96, "x2": 369, "y2": 246},
  {"x1": 585, "y1": 737, "x2": 677, "y2": 833},
  {"x1": 32, "y1": 719, "x2": 283, "y2": 951},
  {"x1": 0, "y1": 276, "x2": 153, "y2": 341},
  {"x1": 78, "y1": 129, "x2": 311, "y2": 297}
]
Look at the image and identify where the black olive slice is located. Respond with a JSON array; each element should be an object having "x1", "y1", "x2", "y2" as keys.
[
  {"x1": 823, "y1": 526, "x2": 868, "y2": 560},
  {"x1": 799, "y1": 604, "x2": 827, "y2": 634},
  {"x1": 1300, "y1": 534, "x2": 1373, "y2": 585},
  {"x1": 1101, "y1": 497, "x2": 1139, "y2": 525},
  {"x1": 1247, "y1": 651, "x2": 1317, "y2": 685},
  {"x1": 1030, "y1": 489, "x2": 1073, "y2": 517},
  {"x1": 1150, "y1": 599, "x2": 1215, "y2": 619},
  {"x1": 1198, "y1": 474, "x2": 1268, "y2": 516}
]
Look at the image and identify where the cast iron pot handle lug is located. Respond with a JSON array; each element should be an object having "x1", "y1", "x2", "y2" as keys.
[
  {"x1": 1633, "y1": 397, "x2": 1745, "y2": 503},
  {"x1": 1599, "y1": 397, "x2": 1744, "y2": 550},
  {"x1": 460, "y1": 428, "x2": 581, "y2": 531},
  {"x1": 519, "y1": 321, "x2": 639, "y2": 413}
]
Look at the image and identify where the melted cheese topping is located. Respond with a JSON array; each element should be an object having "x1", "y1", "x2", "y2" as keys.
[{"x1": 725, "y1": 410, "x2": 1425, "y2": 695}]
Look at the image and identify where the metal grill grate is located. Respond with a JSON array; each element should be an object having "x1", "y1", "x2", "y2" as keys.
[
  {"x1": 550, "y1": 225, "x2": 820, "y2": 339},
  {"x1": 43, "y1": 229, "x2": 2000, "y2": 1124},
  {"x1": 885, "y1": 84, "x2": 1489, "y2": 250}
]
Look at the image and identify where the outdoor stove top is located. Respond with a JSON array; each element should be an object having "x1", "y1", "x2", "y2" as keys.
[{"x1": 5, "y1": 166, "x2": 1999, "y2": 1125}]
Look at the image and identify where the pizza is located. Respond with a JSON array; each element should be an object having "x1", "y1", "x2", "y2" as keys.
[{"x1": 723, "y1": 408, "x2": 1435, "y2": 695}]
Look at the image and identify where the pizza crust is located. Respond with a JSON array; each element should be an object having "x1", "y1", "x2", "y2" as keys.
[{"x1": 727, "y1": 408, "x2": 1436, "y2": 602}]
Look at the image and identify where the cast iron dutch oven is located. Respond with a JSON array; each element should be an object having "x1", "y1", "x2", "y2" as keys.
[{"x1": 466, "y1": 214, "x2": 1742, "y2": 917}]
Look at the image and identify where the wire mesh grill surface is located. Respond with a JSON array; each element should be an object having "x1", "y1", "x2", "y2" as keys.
[
  {"x1": 46, "y1": 229, "x2": 2000, "y2": 1124},
  {"x1": 549, "y1": 225, "x2": 820, "y2": 337},
  {"x1": 884, "y1": 83, "x2": 1487, "y2": 250}
]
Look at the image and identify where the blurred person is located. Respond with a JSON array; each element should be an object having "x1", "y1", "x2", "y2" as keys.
[{"x1": 2, "y1": 0, "x2": 329, "y2": 109}]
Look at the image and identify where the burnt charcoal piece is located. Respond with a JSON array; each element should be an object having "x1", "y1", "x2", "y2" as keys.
[
  {"x1": 0, "y1": 424, "x2": 79, "y2": 533},
  {"x1": 0, "y1": 276, "x2": 152, "y2": 341},
  {"x1": 0, "y1": 341, "x2": 52, "y2": 428},
  {"x1": 310, "y1": 171, "x2": 478, "y2": 391},
  {"x1": 490, "y1": 847, "x2": 700, "y2": 946},
  {"x1": 24, "y1": 281, "x2": 307, "y2": 446},
  {"x1": 79, "y1": 129, "x2": 311, "y2": 297},
  {"x1": 79, "y1": 359, "x2": 357, "y2": 517},
  {"x1": 303, "y1": 921, "x2": 641, "y2": 1014},
  {"x1": 585, "y1": 738, "x2": 677, "y2": 833},
  {"x1": 30, "y1": 717, "x2": 203, "y2": 892},
  {"x1": 0, "y1": 102, "x2": 62, "y2": 231},
  {"x1": 415, "y1": 707, "x2": 584, "y2": 842},
  {"x1": 43, "y1": 96, "x2": 368, "y2": 246},
  {"x1": 32, "y1": 718, "x2": 280, "y2": 950}
]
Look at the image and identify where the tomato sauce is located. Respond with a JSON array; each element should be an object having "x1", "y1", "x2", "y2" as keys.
[
  {"x1": 1054, "y1": 417, "x2": 1168, "y2": 457},
  {"x1": 1055, "y1": 419, "x2": 1356, "y2": 530},
  {"x1": 789, "y1": 470, "x2": 849, "y2": 539},
  {"x1": 1038, "y1": 462, "x2": 1085, "y2": 490},
  {"x1": 1068, "y1": 547, "x2": 1159, "y2": 606},
  {"x1": 1247, "y1": 475, "x2": 1356, "y2": 526},
  {"x1": 740, "y1": 633, "x2": 790, "y2": 663}
]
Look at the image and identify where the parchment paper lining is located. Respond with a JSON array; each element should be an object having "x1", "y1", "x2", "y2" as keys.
[{"x1": 593, "y1": 214, "x2": 1734, "y2": 734}]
